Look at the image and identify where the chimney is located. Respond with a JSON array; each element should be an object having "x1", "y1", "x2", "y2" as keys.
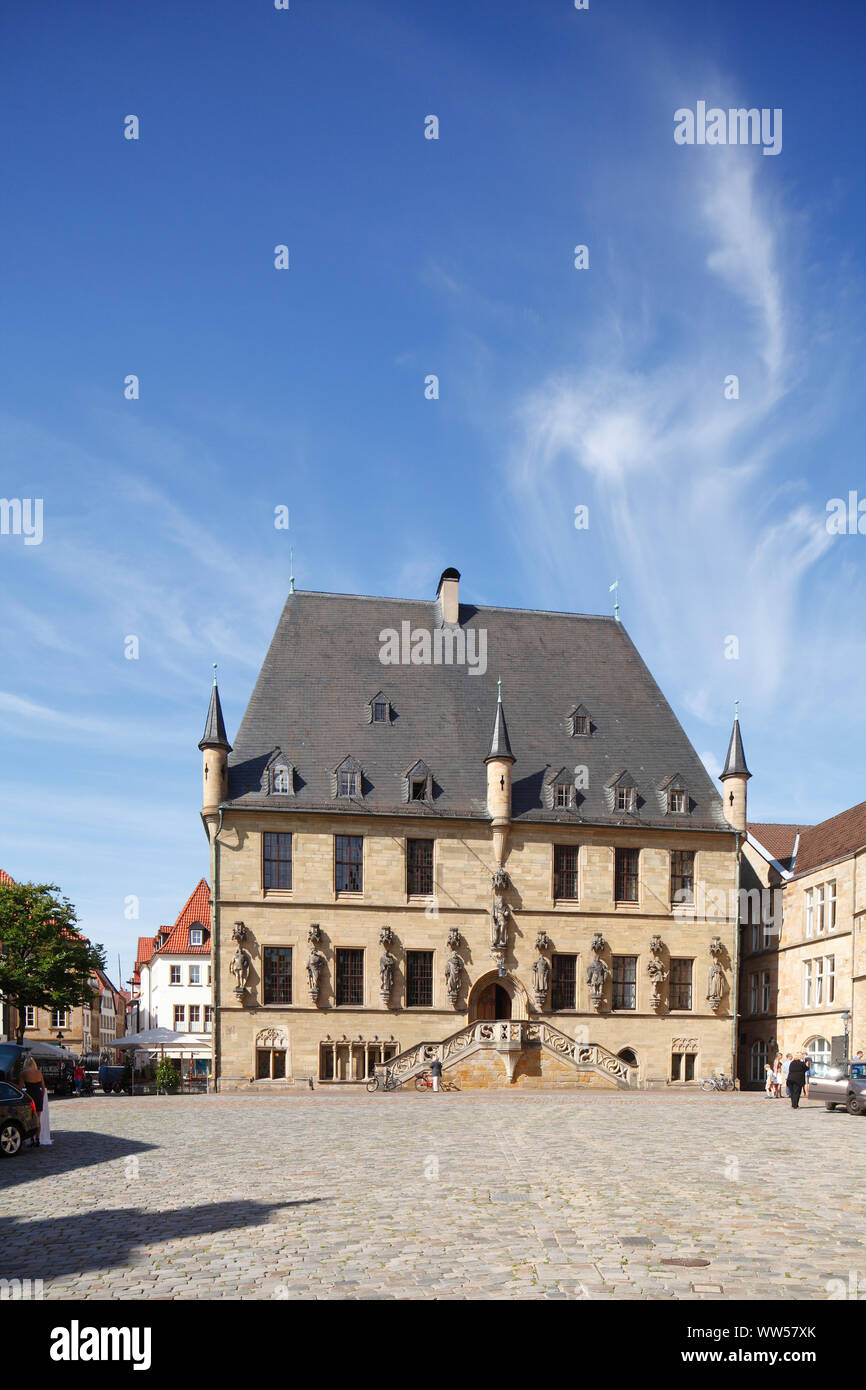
[{"x1": 436, "y1": 567, "x2": 461, "y2": 625}]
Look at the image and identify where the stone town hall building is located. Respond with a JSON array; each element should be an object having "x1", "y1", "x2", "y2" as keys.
[{"x1": 200, "y1": 569, "x2": 746, "y2": 1090}]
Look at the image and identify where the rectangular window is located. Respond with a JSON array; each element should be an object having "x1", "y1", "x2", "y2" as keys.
[
  {"x1": 257, "y1": 1049, "x2": 286, "y2": 1080},
  {"x1": 204, "y1": 1006, "x2": 213, "y2": 1033},
  {"x1": 263, "y1": 832, "x2": 293, "y2": 890},
  {"x1": 207, "y1": 965, "x2": 212, "y2": 986},
  {"x1": 406, "y1": 839, "x2": 433, "y2": 896},
  {"x1": 805, "y1": 888, "x2": 814, "y2": 937},
  {"x1": 339, "y1": 770, "x2": 360, "y2": 797},
  {"x1": 760, "y1": 970, "x2": 771, "y2": 1013},
  {"x1": 816, "y1": 883, "x2": 825, "y2": 935},
  {"x1": 190, "y1": 928, "x2": 203, "y2": 946},
  {"x1": 803, "y1": 959, "x2": 813, "y2": 1008},
  {"x1": 616, "y1": 786, "x2": 636, "y2": 813},
  {"x1": 51, "y1": 1009, "x2": 69, "y2": 1029},
  {"x1": 410, "y1": 777, "x2": 428, "y2": 801},
  {"x1": 336, "y1": 948, "x2": 364, "y2": 1006},
  {"x1": 614, "y1": 848, "x2": 639, "y2": 902},
  {"x1": 827, "y1": 880, "x2": 837, "y2": 931},
  {"x1": 574, "y1": 714, "x2": 590, "y2": 736},
  {"x1": 669, "y1": 958, "x2": 693, "y2": 1010},
  {"x1": 749, "y1": 972, "x2": 758, "y2": 1014},
  {"x1": 263, "y1": 946, "x2": 293, "y2": 1005},
  {"x1": 170, "y1": 964, "x2": 181, "y2": 985},
  {"x1": 24, "y1": 1006, "x2": 36, "y2": 1028},
  {"x1": 553, "y1": 845, "x2": 579, "y2": 900},
  {"x1": 612, "y1": 956, "x2": 637, "y2": 1010},
  {"x1": 751, "y1": 921, "x2": 760, "y2": 953},
  {"x1": 372, "y1": 701, "x2": 387, "y2": 723},
  {"x1": 335, "y1": 836, "x2": 363, "y2": 893},
  {"x1": 173, "y1": 1005, "x2": 185, "y2": 1029},
  {"x1": 670, "y1": 850, "x2": 695, "y2": 905},
  {"x1": 188, "y1": 1005, "x2": 200, "y2": 1029},
  {"x1": 551, "y1": 954, "x2": 577, "y2": 1011},
  {"x1": 827, "y1": 955, "x2": 835, "y2": 1004},
  {"x1": 815, "y1": 956, "x2": 825, "y2": 1006},
  {"x1": 406, "y1": 951, "x2": 433, "y2": 1007},
  {"x1": 671, "y1": 1051, "x2": 695, "y2": 1081},
  {"x1": 555, "y1": 782, "x2": 575, "y2": 809},
  {"x1": 189, "y1": 964, "x2": 201, "y2": 986},
  {"x1": 668, "y1": 788, "x2": 686, "y2": 813}
]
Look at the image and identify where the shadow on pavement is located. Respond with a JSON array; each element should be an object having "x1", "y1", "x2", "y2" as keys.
[
  {"x1": 0, "y1": 1130, "x2": 157, "y2": 1192},
  {"x1": 0, "y1": 1198, "x2": 324, "y2": 1282}
]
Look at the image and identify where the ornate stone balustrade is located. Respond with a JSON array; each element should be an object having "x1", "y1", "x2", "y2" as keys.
[{"x1": 380, "y1": 1019, "x2": 633, "y2": 1087}]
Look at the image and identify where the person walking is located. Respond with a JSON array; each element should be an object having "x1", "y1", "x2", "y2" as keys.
[
  {"x1": 429, "y1": 1057, "x2": 443, "y2": 1093},
  {"x1": 787, "y1": 1053, "x2": 808, "y2": 1109},
  {"x1": 20, "y1": 1054, "x2": 46, "y2": 1146},
  {"x1": 74, "y1": 1061, "x2": 84, "y2": 1096},
  {"x1": 764, "y1": 1060, "x2": 775, "y2": 1098},
  {"x1": 782, "y1": 1053, "x2": 793, "y2": 1097},
  {"x1": 772, "y1": 1053, "x2": 784, "y2": 1098}
]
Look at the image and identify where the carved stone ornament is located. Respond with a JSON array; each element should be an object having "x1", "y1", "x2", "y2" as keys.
[
  {"x1": 445, "y1": 952, "x2": 463, "y2": 1007},
  {"x1": 591, "y1": 931, "x2": 606, "y2": 956},
  {"x1": 709, "y1": 935, "x2": 723, "y2": 957},
  {"x1": 255, "y1": 1026, "x2": 288, "y2": 1049},
  {"x1": 308, "y1": 923, "x2": 322, "y2": 947},
  {"x1": 535, "y1": 930, "x2": 551, "y2": 952},
  {"x1": 447, "y1": 925, "x2": 461, "y2": 951},
  {"x1": 650, "y1": 933, "x2": 664, "y2": 955},
  {"x1": 379, "y1": 924, "x2": 394, "y2": 949},
  {"x1": 306, "y1": 949, "x2": 326, "y2": 1004},
  {"x1": 232, "y1": 921, "x2": 248, "y2": 944}
]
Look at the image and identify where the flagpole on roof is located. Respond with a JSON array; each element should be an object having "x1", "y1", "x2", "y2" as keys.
[{"x1": 609, "y1": 578, "x2": 620, "y2": 622}]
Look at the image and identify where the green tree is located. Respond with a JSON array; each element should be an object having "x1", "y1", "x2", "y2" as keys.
[{"x1": 0, "y1": 881, "x2": 106, "y2": 1044}]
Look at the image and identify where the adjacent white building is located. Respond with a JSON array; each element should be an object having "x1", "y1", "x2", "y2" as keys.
[{"x1": 132, "y1": 878, "x2": 213, "y2": 1071}]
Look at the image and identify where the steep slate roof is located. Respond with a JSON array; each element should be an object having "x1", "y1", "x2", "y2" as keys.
[
  {"x1": 721, "y1": 718, "x2": 751, "y2": 779},
  {"x1": 223, "y1": 589, "x2": 730, "y2": 832},
  {"x1": 199, "y1": 679, "x2": 231, "y2": 752},
  {"x1": 793, "y1": 801, "x2": 866, "y2": 877}
]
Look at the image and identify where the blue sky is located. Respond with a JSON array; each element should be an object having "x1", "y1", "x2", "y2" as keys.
[{"x1": 2, "y1": 0, "x2": 865, "y2": 982}]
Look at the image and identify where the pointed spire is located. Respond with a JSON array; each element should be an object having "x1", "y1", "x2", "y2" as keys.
[
  {"x1": 485, "y1": 677, "x2": 515, "y2": 763},
  {"x1": 198, "y1": 664, "x2": 232, "y2": 752},
  {"x1": 720, "y1": 706, "x2": 750, "y2": 781}
]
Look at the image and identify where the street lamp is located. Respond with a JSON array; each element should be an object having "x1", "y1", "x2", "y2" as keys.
[{"x1": 841, "y1": 1010, "x2": 851, "y2": 1061}]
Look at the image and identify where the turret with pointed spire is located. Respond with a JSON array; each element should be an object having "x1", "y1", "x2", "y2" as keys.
[
  {"x1": 719, "y1": 702, "x2": 750, "y2": 833},
  {"x1": 484, "y1": 678, "x2": 516, "y2": 864},
  {"x1": 199, "y1": 664, "x2": 232, "y2": 816}
]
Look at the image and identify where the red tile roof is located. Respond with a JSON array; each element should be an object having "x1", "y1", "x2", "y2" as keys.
[
  {"x1": 0, "y1": 868, "x2": 15, "y2": 885},
  {"x1": 748, "y1": 823, "x2": 809, "y2": 866},
  {"x1": 137, "y1": 879, "x2": 212, "y2": 962},
  {"x1": 793, "y1": 800, "x2": 866, "y2": 877}
]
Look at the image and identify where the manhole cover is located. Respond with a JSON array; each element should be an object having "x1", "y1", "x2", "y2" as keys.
[{"x1": 661, "y1": 1258, "x2": 711, "y2": 1268}]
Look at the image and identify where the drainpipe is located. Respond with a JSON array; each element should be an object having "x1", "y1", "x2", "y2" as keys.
[
  {"x1": 209, "y1": 808, "x2": 224, "y2": 1092},
  {"x1": 731, "y1": 828, "x2": 743, "y2": 1086}
]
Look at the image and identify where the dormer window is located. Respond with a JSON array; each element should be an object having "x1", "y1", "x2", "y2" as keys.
[
  {"x1": 403, "y1": 759, "x2": 433, "y2": 803},
  {"x1": 660, "y1": 773, "x2": 689, "y2": 815},
  {"x1": 333, "y1": 756, "x2": 364, "y2": 799},
  {"x1": 367, "y1": 692, "x2": 393, "y2": 725},
  {"x1": 616, "y1": 786, "x2": 635, "y2": 812},
  {"x1": 261, "y1": 750, "x2": 295, "y2": 796},
  {"x1": 555, "y1": 783, "x2": 575, "y2": 809},
  {"x1": 190, "y1": 927, "x2": 204, "y2": 946},
  {"x1": 545, "y1": 768, "x2": 579, "y2": 812},
  {"x1": 568, "y1": 704, "x2": 592, "y2": 737}
]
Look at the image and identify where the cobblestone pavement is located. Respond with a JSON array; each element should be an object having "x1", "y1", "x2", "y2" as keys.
[{"x1": 1, "y1": 1089, "x2": 863, "y2": 1300}]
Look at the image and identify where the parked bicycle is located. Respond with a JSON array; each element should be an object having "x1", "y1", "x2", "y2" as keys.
[
  {"x1": 415, "y1": 1070, "x2": 460, "y2": 1092},
  {"x1": 366, "y1": 1068, "x2": 402, "y2": 1093},
  {"x1": 700, "y1": 1072, "x2": 735, "y2": 1092}
]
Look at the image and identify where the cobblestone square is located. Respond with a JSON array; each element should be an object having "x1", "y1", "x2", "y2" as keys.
[{"x1": 2, "y1": 1090, "x2": 863, "y2": 1301}]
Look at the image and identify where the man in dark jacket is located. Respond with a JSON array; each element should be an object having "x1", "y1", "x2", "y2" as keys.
[{"x1": 787, "y1": 1055, "x2": 808, "y2": 1108}]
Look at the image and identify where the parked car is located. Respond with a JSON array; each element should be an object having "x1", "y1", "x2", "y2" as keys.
[
  {"x1": 808, "y1": 1060, "x2": 866, "y2": 1115},
  {"x1": 0, "y1": 1081, "x2": 39, "y2": 1156}
]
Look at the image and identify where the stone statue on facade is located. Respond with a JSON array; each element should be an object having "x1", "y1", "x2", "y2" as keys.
[
  {"x1": 586, "y1": 954, "x2": 609, "y2": 1008},
  {"x1": 379, "y1": 950, "x2": 397, "y2": 1003},
  {"x1": 306, "y1": 949, "x2": 326, "y2": 1004},
  {"x1": 445, "y1": 952, "x2": 463, "y2": 1006},
  {"x1": 532, "y1": 953, "x2": 551, "y2": 1009},
  {"x1": 229, "y1": 944, "x2": 251, "y2": 1000},
  {"x1": 647, "y1": 957, "x2": 668, "y2": 1009},
  {"x1": 490, "y1": 867, "x2": 511, "y2": 951},
  {"x1": 706, "y1": 958, "x2": 725, "y2": 1011}
]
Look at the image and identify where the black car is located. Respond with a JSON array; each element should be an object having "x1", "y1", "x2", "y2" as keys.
[{"x1": 0, "y1": 1081, "x2": 39, "y2": 1156}]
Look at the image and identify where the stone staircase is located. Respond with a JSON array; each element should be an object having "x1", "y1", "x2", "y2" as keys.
[{"x1": 379, "y1": 1019, "x2": 633, "y2": 1088}]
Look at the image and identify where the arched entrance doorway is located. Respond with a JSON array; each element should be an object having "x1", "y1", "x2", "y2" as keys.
[
  {"x1": 467, "y1": 971, "x2": 530, "y2": 1022},
  {"x1": 475, "y1": 983, "x2": 512, "y2": 1020}
]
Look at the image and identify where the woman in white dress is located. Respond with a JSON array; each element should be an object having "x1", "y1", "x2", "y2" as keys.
[{"x1": 39, "y1": 1085, "x2": 52, "y2": 1145}]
